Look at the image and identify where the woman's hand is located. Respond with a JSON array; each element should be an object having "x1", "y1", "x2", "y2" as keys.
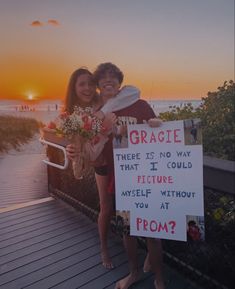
[{"x1": 66, "y1": 144, "x2": 79, "y2": 160}]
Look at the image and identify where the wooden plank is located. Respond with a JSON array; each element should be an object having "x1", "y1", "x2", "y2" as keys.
[
  {"x1": 0, "y1": 201, "x2": 58, "y2": 222},
  {"x1": 103, "y1": 271, "x2": 152, "y2": 289},
  {"x1": 0, "y1": 236, "x2": 101, "y2": 287},
  {"x1": 79, "y1": 253, "x2": 146, "y2": 289},
  {"x1": 0, "y1": 215, "x2": 90, "y2": 250},
  {"x1": 0, "y1": 208, "x2": 77, "y2": 234},
  {"x1": 0, "y1": 197, "x2": 54, "y2": 214},
  {"x1": 0, "y1": 202, "x2": 70, "y2": 229},
  {"x1": 2, "y1": 242, "x2": 116, "y2": 289},
  {"x1": 0, "y1": 202, "x2": 88, "y2": 231},
  {"x1": 0, "y1": 214, "x2": 81, "y2": 244},
  {"x1": 0, "y1": 225, "x2": 98, "y2": 266},
  {"x1": 24, "y1": 248, "x2": 126, "y2": 289},
  {"x1": 0, "y1": 215, "x2": 92, "y2": 252}
]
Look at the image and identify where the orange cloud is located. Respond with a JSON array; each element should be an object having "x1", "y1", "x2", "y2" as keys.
[
  {"x1": 30, "y1": 20, "x2": 43, "y2": 27},
  {"x1": 47, "y1": 19, "x2": 60, "y2": 26}
]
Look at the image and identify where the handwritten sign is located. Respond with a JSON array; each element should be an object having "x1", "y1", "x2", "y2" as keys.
[{"x1": 113, "y1": 120, "x2": 204, "y2": 241}]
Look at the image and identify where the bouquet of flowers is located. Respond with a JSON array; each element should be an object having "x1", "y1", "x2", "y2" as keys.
[
  {"x1": 41, "y1": 106, "x2": 106, "y2": 179},
  {"x1": 55, "y1": 106, "x2": 103, "y2": 141}
]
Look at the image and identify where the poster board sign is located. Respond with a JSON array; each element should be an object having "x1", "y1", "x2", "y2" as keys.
[{"x1": 113, "y1": 119, "x2": 204, "y2": 241}]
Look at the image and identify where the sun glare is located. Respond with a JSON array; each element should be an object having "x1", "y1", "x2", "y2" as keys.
[{"x1": 28, "y1": 94, "x2": 33, "y2": 100}]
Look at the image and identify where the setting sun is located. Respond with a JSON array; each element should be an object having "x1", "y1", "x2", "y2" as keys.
[{"x1": 28, "y1": 94, "x2": 33, "y2": 100}]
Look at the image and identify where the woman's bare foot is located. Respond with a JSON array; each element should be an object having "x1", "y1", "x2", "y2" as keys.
[
  {"x1": 143, "y1": 253, "x2": 151, "y2": 272},
  {"x1": 115, "y1": 271, "x2": 141, "y2": 289},
  {"x1": 101, "y1": 250, "x2": 114, "y2": 269}
]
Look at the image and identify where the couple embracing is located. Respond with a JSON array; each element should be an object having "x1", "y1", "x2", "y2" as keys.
[{"x1": 65, "y1": 62, "x2": 165, "y2": 289}]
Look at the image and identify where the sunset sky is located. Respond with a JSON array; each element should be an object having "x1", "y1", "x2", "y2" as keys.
[{"x1": 0, "y1": 0, "x2": 234, "y2": 101}]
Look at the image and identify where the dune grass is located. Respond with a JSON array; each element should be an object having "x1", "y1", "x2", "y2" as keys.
[{"x1": 0, "y1": 115, "x2": 40, "y2": 153}]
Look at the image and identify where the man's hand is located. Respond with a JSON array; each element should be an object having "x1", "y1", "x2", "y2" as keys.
[
  {"x1": 103, "y1": 112, "x2": 117, "y2": 133},
  {"x1": 147, "y1": 118, "x2": 162, "y2": 127},
  {"x1": 94, "y1": 110, "x2": 105, "y2": 120}
]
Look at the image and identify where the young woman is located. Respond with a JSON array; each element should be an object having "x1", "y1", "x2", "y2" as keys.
[{"x1": 64, "y1": 67, "x2": 140, "y2": 269}]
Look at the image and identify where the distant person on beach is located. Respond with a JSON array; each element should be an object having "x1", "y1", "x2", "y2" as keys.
[
  {"x1": 92, "y1": 62, "x2": 165, "y2": 289},
  {"x1": 65, "y1": 67, "x2": 140, "y2": 269}
]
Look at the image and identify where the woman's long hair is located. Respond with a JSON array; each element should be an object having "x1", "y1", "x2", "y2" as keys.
[{"x1": 64, "y1": 68, "x2": 99, "y2": 114}]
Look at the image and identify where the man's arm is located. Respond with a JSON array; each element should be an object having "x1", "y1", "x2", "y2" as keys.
[{"x1": 101, "y1": 85, "x2": 140, "y2": 114}]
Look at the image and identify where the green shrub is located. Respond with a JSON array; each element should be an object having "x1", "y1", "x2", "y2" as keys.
[{"x1": 159, "y1": 80, "x2": 235, "y2": 160}]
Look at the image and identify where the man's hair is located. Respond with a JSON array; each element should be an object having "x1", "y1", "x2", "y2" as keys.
[{"x1": 93, "y1": 62, "x2": 124, "y2": 85}]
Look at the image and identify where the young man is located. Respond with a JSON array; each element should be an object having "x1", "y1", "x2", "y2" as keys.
[{"x1": 93, "y1": 62, "x2": 165, "y2": 289}]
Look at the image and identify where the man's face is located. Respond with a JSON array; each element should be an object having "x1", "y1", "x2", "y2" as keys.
[{"x1": 98, "y1": 71, "x2": 120, "y2": 99}]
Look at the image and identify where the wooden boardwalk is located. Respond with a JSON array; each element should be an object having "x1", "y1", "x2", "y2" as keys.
[
  {"x1": 0, "y1": 136, "x2": 48, "y2": 209},
  {"x1": 0, "y1": 138, "x2": 205, "y2": 289},
  {"x1": 0, "y1": 199, "x2": 203, "y2": 289}
]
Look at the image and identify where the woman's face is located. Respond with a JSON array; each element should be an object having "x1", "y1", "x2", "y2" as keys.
[
  {"x1": 75, "y1": 73, "x2": 96, "y2": 105},
  {"x1": 98, "y1": 71, "x2": 120, "y2": 100}
]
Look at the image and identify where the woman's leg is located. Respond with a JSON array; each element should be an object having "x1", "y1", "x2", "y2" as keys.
[{"x1": 95, "y1": 172, "x2": 114, "y2": 269}]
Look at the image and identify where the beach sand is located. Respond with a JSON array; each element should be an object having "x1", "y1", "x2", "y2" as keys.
[{"x1": 0, "y1": 133, "x2": 49, "y2": 209}]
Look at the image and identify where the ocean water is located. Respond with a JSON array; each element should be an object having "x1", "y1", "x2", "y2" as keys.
[
  {"x1": 0, "y1": 99, "x2": 202, "y2": 123},
  {"x1": 0, "y1": 100, "x2": 62, "y2": 123}
]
